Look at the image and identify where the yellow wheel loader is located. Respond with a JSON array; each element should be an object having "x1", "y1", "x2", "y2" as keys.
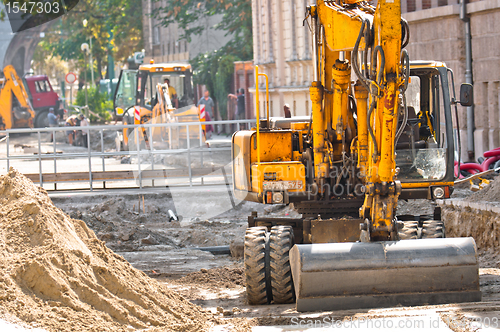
[
  {"x1": 0, "y1": 65, "x2": 35, "y2": 130},
  {"x1": 113, "y1": 61, "x2": 203, "y2": 151},
  {"x1": 233, "y1": 0, "x2": 480, "y2": 311}
]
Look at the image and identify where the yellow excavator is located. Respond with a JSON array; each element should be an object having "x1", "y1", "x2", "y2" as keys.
[
  {"x1": 233, "y1": 0, "x2": 480, "y2": 311},
  {"x1": 114, "y1": 61, "x2": 203, "y2": 150},
  {"x1": 0, "y1": 65, "x2": 35, "y2": 130}
]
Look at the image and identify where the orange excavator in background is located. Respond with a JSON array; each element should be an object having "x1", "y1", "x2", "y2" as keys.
[
  {"x1": 233, "y1": 0, "x2": 480, "y2": 311},
  {"x1": 0, "y1": 65, "x2": 35, "y2": 130}
]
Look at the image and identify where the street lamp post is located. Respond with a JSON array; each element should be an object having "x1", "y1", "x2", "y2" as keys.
[
  {"x1": 81, "y1": 43, "x2": 90, "y2": 117},
  {"x1": 82, "y1": 19, "x2": 94, "y2": 85},
  {"x1": 89, "y1": 36, "x2": 94, "y2": 84}
]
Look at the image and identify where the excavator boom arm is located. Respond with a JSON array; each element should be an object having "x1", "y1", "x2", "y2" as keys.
[{"x1": 310, "y1": 0, "x2": 406, "y2": 239}]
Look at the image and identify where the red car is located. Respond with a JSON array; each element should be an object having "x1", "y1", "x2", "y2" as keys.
[{"x1": 24, "y1": 75, "x2": 65, "y2": 127}]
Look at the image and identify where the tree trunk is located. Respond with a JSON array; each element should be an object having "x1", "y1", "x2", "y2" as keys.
[{"x1": 97, "y1": 58, "x2": 103, "y2": 81}]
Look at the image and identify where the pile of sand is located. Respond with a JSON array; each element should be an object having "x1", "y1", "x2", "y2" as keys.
[{"x1": 0, "y1": 169, "x2": 217, "y2": 331}]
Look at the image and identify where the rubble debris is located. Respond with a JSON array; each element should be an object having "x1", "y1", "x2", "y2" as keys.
[
  {"x1": 140, "y1": 234, "x2": 159, "y2": 245},
  {"x1": 468, "y1": 175, "x2": 500, "y2": 205},
  {"x1": 178, "y1": 267, "x2": 245, "y2": 289},
  {"x1": 229, "y1": 240, "x2": 244, "y2": 259}
]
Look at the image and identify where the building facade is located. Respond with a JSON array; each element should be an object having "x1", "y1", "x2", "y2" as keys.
[
  {"x1": 403, "y1": 0, "x2": 500, "y2": 159},
  {"x1": 142, "y1": 0, "x2": 232, "y2": 63},
  {"x1": 251, "y1": 0, "x2": 314, "y2": 118},
  {"x1": 252, "y1": 0, "x2": 500, "y2": 159}
]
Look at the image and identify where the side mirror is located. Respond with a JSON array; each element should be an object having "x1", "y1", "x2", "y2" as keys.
[{"x1": 459, "y1": 83, "x2": 473, "y2": 107}]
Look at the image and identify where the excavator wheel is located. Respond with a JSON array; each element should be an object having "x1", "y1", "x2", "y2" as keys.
[
  {"x1": 244, "y1": 227, "x2": 271, "y2": 305},
  {"x1": 421, "y1": 220, "x2": 445, "y2": 238},
  {"x1": 269, "y1": 226, "x2": 295, "y2": 304},
  {"x1": 398, "y1": 220, "x2": 419, "y2": 240}
]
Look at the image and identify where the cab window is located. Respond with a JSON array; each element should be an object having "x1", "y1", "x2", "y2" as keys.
[
  {"x1": 396, "y1": 70, "x2": 447, "y2": 181},
  {"x1": 35, "y1": 80, "x2": 49, "y2": 93}
]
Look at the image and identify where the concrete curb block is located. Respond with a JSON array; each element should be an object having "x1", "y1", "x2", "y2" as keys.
[{"x1": 437, "y1": 199, "x2": 500, "y2": 214}]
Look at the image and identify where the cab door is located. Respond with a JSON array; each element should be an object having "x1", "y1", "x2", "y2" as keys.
[
  {"x1": 113, "y1": 69, "x2": 137, "y2": 117},
  {"x1": 31, "y1": 78, "x2": 57, "y2": 109}
]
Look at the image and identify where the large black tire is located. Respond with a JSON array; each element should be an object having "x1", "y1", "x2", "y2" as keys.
[
  {"x1": 398, "y1": 220, "x2": 419, "y2": 240},
  {"x1": 421, "y1": 220, "x2": 445, "y2": 238},
  {"x1": 34, "y1": 110, "x2": 49, "y2": 128},
  {"x1": 244, "y1": 227, "x2": 270, "y2": 305},
  {"x1": 269, "y1": 226, "x2": 295, "y2": 304}
]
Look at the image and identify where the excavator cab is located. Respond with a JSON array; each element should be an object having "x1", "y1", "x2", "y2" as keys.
[{"x1": 397, "y1": 63, "x2": 456, "y2": 201}]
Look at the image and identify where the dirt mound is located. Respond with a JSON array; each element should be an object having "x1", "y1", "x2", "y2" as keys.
[
  {"x1": 179, "y1": 267, "x2": 245, "y2": 289},
  {"x1": 468, "y1": 175, "x2": 500, "y2": 204},
  {"x1": 0, "y1": 168, "x2": 217, "y2": 331}
]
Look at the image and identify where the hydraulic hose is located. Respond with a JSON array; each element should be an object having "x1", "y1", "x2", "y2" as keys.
[
  {"x1": 367, "y1": 98, "x2": 378, "y2": 161},
  {"x1": 400, "y1": 49, "x2": 410, "y2": 93},
  {"x1": 401, "y1": 19, "x2": 410, "y2": 49},
  {"x1": 395, "y1": 50, "x2": 410, "y2": 146},
  {"x1": 352, "y1": 19, "x2": 371, "y2": 91},
  {"x1": 395, "y1": 94, "x2": 408, "y2": 146},
  {"x1": 371, "y1": 45, "x2": 385, "y2": 86}
]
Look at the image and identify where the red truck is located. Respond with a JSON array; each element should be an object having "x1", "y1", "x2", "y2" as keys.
[{"x1": 23, "y1": 74, "x2": 65, "y2": 127}]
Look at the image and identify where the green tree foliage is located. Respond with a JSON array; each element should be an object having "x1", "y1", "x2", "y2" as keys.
[
  {"x1": 75, "y1": 87, "x2": 113, "y2": 122},
  {"x1": 215, "y1": 55, "x2": 238, "y2": 119},
  {"x1": 155, "y1": 0, "x2": 253, "y2": 120},
  {"x1": 154, "y1": 0, "x2": 252, "y2": 59},
  {"x1": 34, "y1": 0, "x2": 143, "y2": 81}
]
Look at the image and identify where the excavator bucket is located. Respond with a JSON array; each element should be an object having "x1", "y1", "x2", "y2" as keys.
[{"x1": 289, "y1": 237, "x2": 481, "y2": 312}]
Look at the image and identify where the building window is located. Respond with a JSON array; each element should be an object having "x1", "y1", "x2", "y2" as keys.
[
  {"x1": 153, "y1": 26, "x2": 160, "y2": 45},
  {"x1": 407, "y1": 0, "x2": 416, "y2": 12}
]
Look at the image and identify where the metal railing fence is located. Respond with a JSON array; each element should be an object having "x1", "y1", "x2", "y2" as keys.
[{"x1": 0, "y1": 119, "x2": 255, "y2": 191}]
